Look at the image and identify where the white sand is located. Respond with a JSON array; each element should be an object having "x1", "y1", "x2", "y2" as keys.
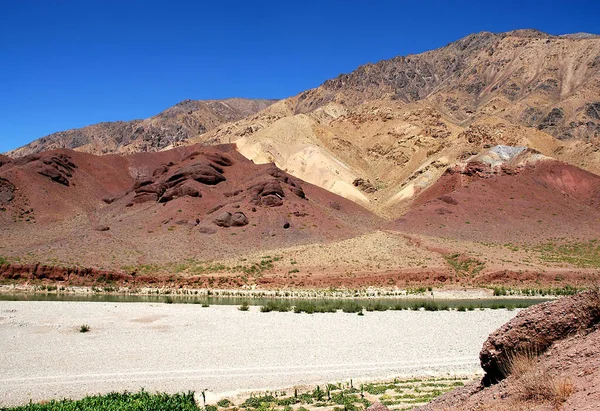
[{"x1": 0, "y1": 301, "x2": 517, "y2": 407}]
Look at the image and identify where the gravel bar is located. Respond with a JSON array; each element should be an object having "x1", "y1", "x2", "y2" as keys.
[{"x1": 0, "y1": 301, "x2": 517, "y2": 406}]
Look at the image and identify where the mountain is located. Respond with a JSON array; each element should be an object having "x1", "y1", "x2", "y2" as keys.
[
  {"x1": 6, "y1": 98, "x2": 277, "y2": 157},
  {"x1": 191, "y1": 29, "x2": 600, "y2": 218},
  {"x1": 2, "y1": 30, "x2": 600, "y2": 289}
]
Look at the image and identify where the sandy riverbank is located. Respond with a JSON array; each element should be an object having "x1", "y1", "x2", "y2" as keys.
[{"x1": 0, "y1": 301, "x2": 517, "y2": 407}]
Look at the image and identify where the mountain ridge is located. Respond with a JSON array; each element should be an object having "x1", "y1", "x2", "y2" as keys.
[{"x1": 6, "y1": 98, "x2": 277, "y2": 157}]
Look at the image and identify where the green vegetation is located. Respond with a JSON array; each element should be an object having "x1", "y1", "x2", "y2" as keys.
[
  {"x1": 444, "y1": 253, "x2": 485, "y2": 276},
  {"x1": 259, "y1": 298, "x2": 535, "y2": 314},
  {"x1": 239, "y1": 301, "x2": 250, "y2": 311},
  {"x1": 531, "y1": 239, "x2": 600, "y2": 268},
  {"x1": 235, "y1": 376, "x2": 468, "y2": 411},
  {"x1": 79, "y1": 324, "x2": 90, "y2": 333},
  {"x1": 122, "y1": 256, "x2": 284, "y2": 278},
  {"x1": 493, "y1": 285, "x2": 581, "y2": 297},
  {"x1": 260, "y1": 300, "x2": 292, "y2": 312},
  {"x1": 2, "y1": 391, "x2": 198, "y2": 411}
]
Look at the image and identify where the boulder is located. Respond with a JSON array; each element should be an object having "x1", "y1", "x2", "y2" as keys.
[
  {"x1": 213, "y1": 211, "x2": 248, "y2": 227},
  {"x1": 159, "y1": 182, "x2": 202, "y2": 203},
  {"x1": 480, "y1": 291, "x2": 600, "y2": 384}
]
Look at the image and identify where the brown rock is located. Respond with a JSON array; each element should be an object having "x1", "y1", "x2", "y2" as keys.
[
  {"x1": 159, "y1": 181, "x2": 202, "y2": 203},
  {"x1": 0, "y1": 177, "x2": 15, "y2": 205},
  {"x1": 0, "y1": 154, "x2": 10, "y2": 167},
  {"x1": 213, "y1": 211, "x2": 249, "y2": 227},
  {"x1": 166, "y1": 162, "x2": 226, "y2": 187},
  {"x1": 480, "y1": 291, "x2": 600, "y2": 384},
  {"x1": 353, "y1": 178, "x2": 378, "y2": 193}
]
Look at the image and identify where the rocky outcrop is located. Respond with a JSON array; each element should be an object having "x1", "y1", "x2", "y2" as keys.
[
  {"x1": 247, "y1": 168, "x2": 306, "y2": 207},
  {"x1": 36, "y1": 154, "x2": 77, "y2": 186},
  {"x1": 213, "y1": 211, "x2": 248, "y2": 227},
  {"x1": 480, "y1": 291, "x2": 600, "y2": 384},
  {"x1": 353, "y1": 178, "x2": 377, "y2": 193},
  {"x1": 0, "y1": 263, "x2": 128, "y2": 283},
  {"x1": 130, "y1": 152, "x2": 232, "y2": 205},
  {"x1": 0, "y1": 177, "x2": 15, "y2": 205}
]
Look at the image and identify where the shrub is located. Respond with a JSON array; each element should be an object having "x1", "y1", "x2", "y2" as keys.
[
  {"x1": 260, "y1": 301, "x2": 291, "y2": 313},
  {"x1": 341, "y1": 301, "x2": 362, "y2": 313},
  {"x1": 217, "y1": 398, "x2": 233, "y2": 407},
  {"x1": 79, "y1": 324, "x2": 90, "y2": 333},
  {"x1": 239, "y1": 301, "x2": 249, "y2": 311}
]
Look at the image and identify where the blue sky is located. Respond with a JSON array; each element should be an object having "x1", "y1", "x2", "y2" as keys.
[{"x1": 1, "y1": 0, "x2": 599, "y2": 153}]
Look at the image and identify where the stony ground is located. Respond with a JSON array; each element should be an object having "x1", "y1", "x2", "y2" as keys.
[{"x1": 0, "y1": 301, "x2": 517, "y2": 407}]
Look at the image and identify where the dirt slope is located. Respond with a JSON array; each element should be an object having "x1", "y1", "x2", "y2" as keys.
[{"x1": 6, "y1": 98, "x2": 276, "y2": 157}]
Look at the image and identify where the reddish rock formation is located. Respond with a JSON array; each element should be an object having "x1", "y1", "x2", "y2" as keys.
[
  {"x1": 420, "y1": 291, "x2": 600, "y2": 410},
  {"x1": 392, "y1": 158, "x2": 600, "y2": 243},
  {"x1": 479, "y1": 290, "x2": 600, "y2": 384},
  {"x1": 0, "y1": 143, "x2": 379, "y2": 269}
]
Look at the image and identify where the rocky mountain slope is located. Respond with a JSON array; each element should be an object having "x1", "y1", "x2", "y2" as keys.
[
  {"x1": 6, "y1": 98, "x2": 276, "y2": 157},
  {"x1": 191, "y1": 29, "x2": 600, "y2": 218}
]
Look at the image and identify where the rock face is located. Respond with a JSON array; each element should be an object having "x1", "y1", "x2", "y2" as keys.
[
  {"x1": 301, "y1": 30, "x2": 600, "y2": 142},
  {"x1": 480, "y1": 291, "x2": 600, "y2": 384}
]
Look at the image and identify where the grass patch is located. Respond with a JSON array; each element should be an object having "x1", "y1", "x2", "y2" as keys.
[
  {"x1": 444, "y1": 253, "x2": 485, "y2": 276},
  {"x1": 79, "y1": 324, "x2": 90, "y2": 333},
  {"x1": 3, "y1": 390, "x2": 198, "y2": 410},
  {"x1": 530, "y1": 239, "x2": 600, "y2": 268}
]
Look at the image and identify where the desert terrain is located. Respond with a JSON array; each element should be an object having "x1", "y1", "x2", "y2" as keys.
[{"x1": 1, "y1": 28, "x2": 600, "y2": 411}]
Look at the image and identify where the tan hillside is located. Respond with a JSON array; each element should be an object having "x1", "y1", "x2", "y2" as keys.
[{"x1": 190, "y1": 30, "x2": 600, "y2": 217}]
